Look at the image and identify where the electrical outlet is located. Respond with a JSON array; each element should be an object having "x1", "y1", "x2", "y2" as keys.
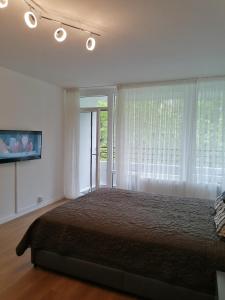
[{"x1": 37, "y1": 196, "x2": 44, "y2": 204}]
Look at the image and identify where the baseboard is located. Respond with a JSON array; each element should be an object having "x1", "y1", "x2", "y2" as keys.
[
  {"x1": 0, "y1": 197, "x2": 63, "y2": 225},
  {"x1": 17, "y1": 198, "x2": 58, "y2": 215},
  {"x1": 0, "y1": 213, "x2": 16, "y2": 224}
]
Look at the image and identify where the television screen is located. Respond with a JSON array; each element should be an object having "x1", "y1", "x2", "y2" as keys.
[{"x1": 0, "y1": 130, "x2": 42, "y2": 164}]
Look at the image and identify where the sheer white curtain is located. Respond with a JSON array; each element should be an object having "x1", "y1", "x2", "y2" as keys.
[
  {"x1": 116, "y1": 79, "x2": 225, "y2": 199},
  {"x1": 64, "y1": 88, "x2": 80, "y2": 199},
  {"x1": 193, "y1": 79, "x2": 225, "y2": 194}
]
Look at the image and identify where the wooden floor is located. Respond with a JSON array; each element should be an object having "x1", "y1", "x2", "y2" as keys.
[{"x1": 0, "y1": 200, "x2": 137, "y2": 300}]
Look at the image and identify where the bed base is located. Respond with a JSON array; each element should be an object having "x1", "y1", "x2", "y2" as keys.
[{"x1": 32, "y1": 249, "x2": 216, "y2": 300}]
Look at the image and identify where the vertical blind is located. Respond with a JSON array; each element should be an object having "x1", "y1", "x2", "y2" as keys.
[{"x1": 116, "y1": 79, "x2": 225, "y2": 199}]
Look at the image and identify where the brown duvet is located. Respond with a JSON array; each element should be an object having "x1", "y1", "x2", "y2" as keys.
[{"x1": 16, "y1": 188, "x2": 225, "y2": 295}]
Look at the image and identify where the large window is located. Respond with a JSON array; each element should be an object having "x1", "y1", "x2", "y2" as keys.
[
  {"x1": 195, "y1": 81, "x2": 225, "y2": 186},
  {"x1": 116, "y1": 79, "x2": 225, "y2": 199}
]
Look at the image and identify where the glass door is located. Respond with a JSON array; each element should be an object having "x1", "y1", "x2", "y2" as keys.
[
  {"x1": 99, "y1": 109, "x2": 108, "y2": 186},
  {"x1": 79, "y1": 91, "x2": 115, "y2": 194},
  {"x1": 80, "y1": 109, "x2": 99, "y2": 193}
]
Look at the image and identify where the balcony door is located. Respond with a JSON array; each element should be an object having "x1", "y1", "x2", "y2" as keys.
[{"x1": 79, "y1": 90, "x2": 114, "y2": 194}]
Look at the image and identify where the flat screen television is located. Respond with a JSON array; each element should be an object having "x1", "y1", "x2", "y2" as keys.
[{"x1": 0, "y1": 130, "x2": 42, "y2": 164}]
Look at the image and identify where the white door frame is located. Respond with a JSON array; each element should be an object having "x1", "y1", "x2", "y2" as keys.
[{"x1": 80, "y1": 88, "x2": 116, "y2": 188}]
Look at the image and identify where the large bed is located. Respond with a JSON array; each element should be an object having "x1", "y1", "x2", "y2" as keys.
[{"x1": 16, "y1": 188, "x2": 225, "y2": 300}]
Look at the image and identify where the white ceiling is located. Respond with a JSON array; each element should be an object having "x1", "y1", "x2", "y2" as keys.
[{"x1": 0, "y1": 0, "x2": 225, "y2": 87}]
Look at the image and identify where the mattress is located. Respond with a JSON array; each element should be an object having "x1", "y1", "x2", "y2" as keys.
[{"x1": 16, "y1": 188, "x2": 225, "y2": 295}]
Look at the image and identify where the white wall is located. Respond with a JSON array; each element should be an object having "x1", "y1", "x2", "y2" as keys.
[{"x1": 0, "y1": 66, "x2": 64, "y2": 224}]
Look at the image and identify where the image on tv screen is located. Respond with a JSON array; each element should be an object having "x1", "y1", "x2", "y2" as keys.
[{"x1": 0, "y1": 131, "x2": 42, "y2": 163}]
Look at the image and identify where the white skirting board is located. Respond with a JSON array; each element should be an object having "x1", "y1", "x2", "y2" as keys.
[{"x1": 0, "y1": 198, "x2": 62, "y2": 225}]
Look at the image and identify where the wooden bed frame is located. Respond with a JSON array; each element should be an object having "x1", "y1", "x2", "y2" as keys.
[{"x1": 32, "y1": 249, "x2": 218, "y2": 300}]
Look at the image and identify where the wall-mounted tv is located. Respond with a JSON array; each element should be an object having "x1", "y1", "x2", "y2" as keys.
[{"x1": 0, "y1": 130, "x2": 42, "y2": 164}]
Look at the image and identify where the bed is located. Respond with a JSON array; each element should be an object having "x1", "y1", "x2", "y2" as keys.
[{"x1": 16, "y1": 188, "x2": 225, "y2": 300}]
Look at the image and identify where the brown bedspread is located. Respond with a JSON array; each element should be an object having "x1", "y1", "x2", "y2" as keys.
[{"x1": 16, "y1": 188, "x2": 225, "y2": 294}]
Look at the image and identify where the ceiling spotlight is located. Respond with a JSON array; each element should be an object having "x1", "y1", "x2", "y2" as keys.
[
  {"x1": 24, "y1": 11, "x2": 38, "y2": 29},
  {"x1": 86, "y1": 37, "x2": 96, "y2": 51},
  {"x1": 54, "y1": 27, "x2": 67, "y2": 43},
  {"x1": 0, "y1": 0, "x2": 8, "y2": 9}
]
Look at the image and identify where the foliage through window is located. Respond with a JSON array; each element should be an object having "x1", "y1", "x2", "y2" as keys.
[{"x1": 116, "y1": 80, "x2": 225, "y2": 199}]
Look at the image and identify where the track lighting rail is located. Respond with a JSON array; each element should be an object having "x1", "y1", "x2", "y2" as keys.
[
  {"x1": 41, "y1": 16, "x2": 101, "y2": 37},
  {"x1": 0, "y1": 0, "x2": 100, "y2": 50},
  {"x1": 24, "y1": 0, "x2": 101, "y2": 37}
]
